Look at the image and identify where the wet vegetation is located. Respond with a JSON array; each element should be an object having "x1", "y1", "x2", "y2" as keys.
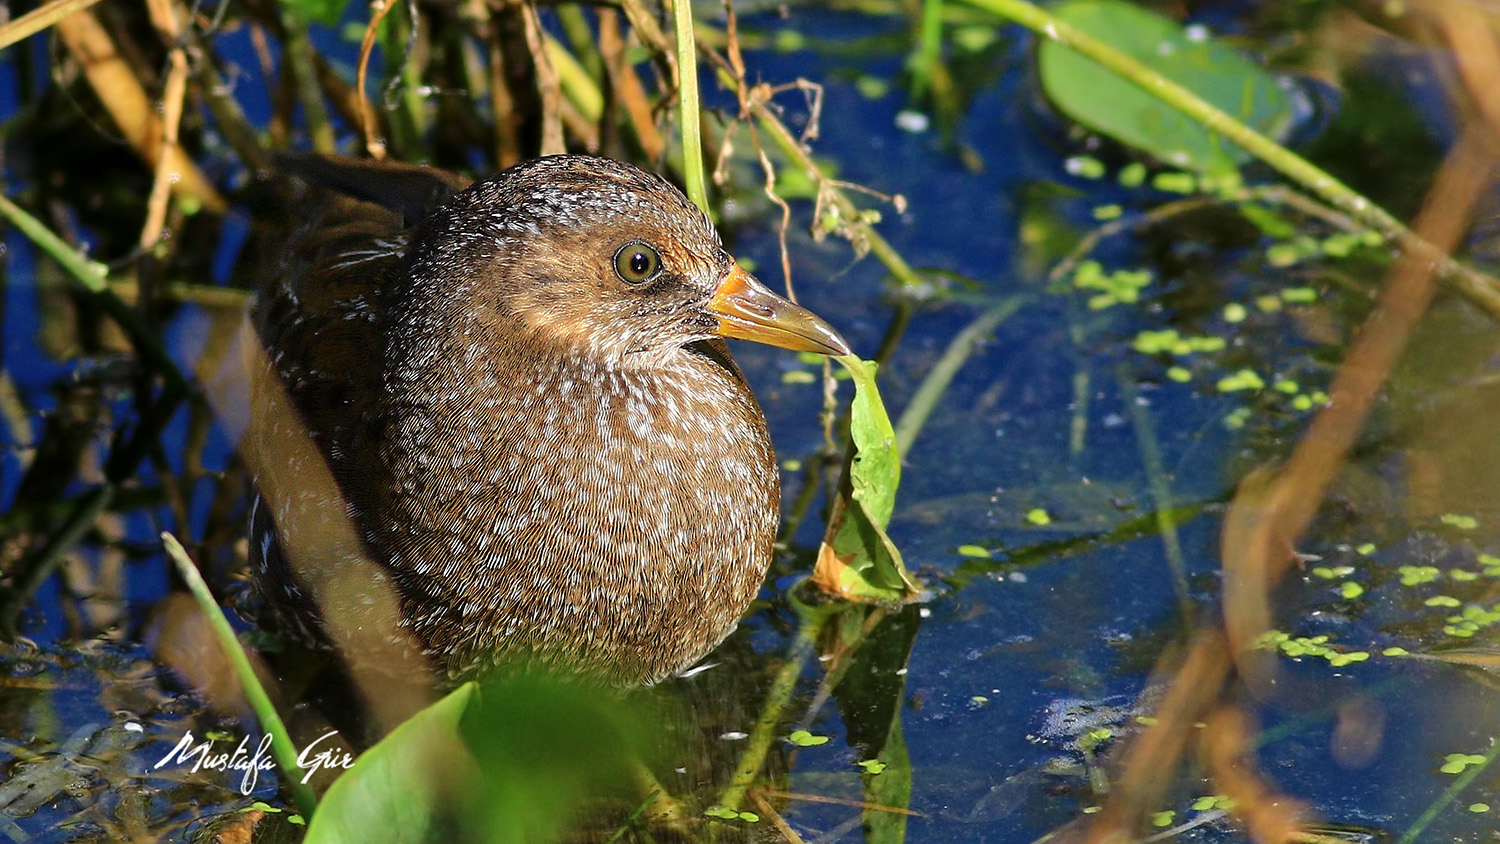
[{"x1": 5, "y1": 0, "x2": 1500, "y2": 841}]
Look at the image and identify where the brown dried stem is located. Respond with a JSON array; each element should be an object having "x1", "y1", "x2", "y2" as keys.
[
  {"x1": 139, "y1": 0, "x2": 190, "y2": 249},
  {"x1": 521, "y1": 0, "x2": 565, "y2": 156},
  {"x1": 53, "y1": 10, "x2": 225, "y2": 214},
  {"x1": 356, "y1": 0, "x2": 399, "y2": 159}
]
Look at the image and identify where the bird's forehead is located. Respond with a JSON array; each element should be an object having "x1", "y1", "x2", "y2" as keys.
[{"x1": 510, "y1": 184, "x2": 717, "y2": 248}]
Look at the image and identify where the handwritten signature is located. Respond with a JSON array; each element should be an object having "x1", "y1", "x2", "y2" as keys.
[{"x1": 153, "y1": 730, "x2": 355, "y2": 794}]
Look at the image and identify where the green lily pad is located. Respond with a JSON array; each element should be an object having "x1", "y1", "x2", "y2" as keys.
[{"x1": 1038, "y1": 0, "x2": 1292, "y2": 175}]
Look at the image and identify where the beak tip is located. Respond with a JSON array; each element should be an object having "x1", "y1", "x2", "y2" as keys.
[{"x1": 825, "y1": 332, "x2": 853, "y2": 358}]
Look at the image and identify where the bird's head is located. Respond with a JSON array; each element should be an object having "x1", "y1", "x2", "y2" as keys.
[{"x1": 404, "y1": 156, "x2": 850, "y2": 367}]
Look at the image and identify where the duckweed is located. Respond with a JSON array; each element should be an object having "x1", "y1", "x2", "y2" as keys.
[
  {"x1": 1216, "y1": 369, "x2": 1265, "y2": 392},
  {"x1": 1191, "y1": 794, "x2": 1235, "y2": 812},
  {"x1": 1440, "y1": 753, "x2": 1487, "y2": 775},
  {"x1": 1066, "y1": 156, "x2": 1107, "y2": 179},
  {"x1": 787, "y1": 730, "x2": 830, "y2": 747},
  {"x1": 1398, "y1": 565, "x2": 1441, "y2": 586},
  {"x1": 1074, "y1": 261, "x2": 1153, "y2": 309},
  {"x1": 1151, "y1": 172, "x2": 1196, "y2": 194},
  {"x1": 1311, "y1": 565, "x2": 1355, "y2": 579},
  {"x1": 705, "y1": 807, "x2": 761, "y2": 822}
]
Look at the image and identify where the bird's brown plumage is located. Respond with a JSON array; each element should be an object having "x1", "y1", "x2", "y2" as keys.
[{"x1": 249, "y1": 155, "x2": 848, "y2": 685}]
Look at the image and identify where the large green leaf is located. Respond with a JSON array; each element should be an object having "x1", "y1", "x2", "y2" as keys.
[
  {"x1": 460, "y1": 673, "x2": 660, "y2": 842},
  {"x1": 302, "y1": 683, "x2": 478, "y2": 844},
  {"x1": 1038, "y1": 0, "x2": 1292, "y2": 175},
  {"x1": 813, "y1": 357, "x2": 920, "y2": 603}
]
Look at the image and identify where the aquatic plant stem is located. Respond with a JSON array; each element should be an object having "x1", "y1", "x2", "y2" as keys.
[
  {"x1": 161, "y1": 532, "x2": 319, "y2": 818},
  {"x1": 893, "y1": 295, "x2": 1027, "y2": 458},
  {"x1": 0, "y1": 0, "x2": 104, "y2": 50},
  {"x1": 0, "y1": 485, "x2": 113, "y2": 636},
  {"x1": 0, "y1": 193, "x2": 188, "y2": 395},
  {"x1": 669, "y1": 0, "x2": 708, "y2": 211},
  {"x1": 715, "y1": 628, "x2": 817, "y2": 814},
  {"x1": 751, "y1": 106, "x2": 924, "y2": 290},
  {"x1": 1116, "y1": 366, "x2": 1193, "y2": 622},
  {"x1": 957, "y1": 0, "x2": 1500, "y2": 321}
]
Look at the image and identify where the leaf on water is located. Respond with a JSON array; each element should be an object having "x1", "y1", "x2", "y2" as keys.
[
  {"x1": 1037, "y1": 0, "x2": 1292, "y2": 176},
  {"x1": 302, "y1": 683, "x2": 477, "y2": 844},
  {"x1": 812, "y1": 356, "x2": 921, "y2": 604}
]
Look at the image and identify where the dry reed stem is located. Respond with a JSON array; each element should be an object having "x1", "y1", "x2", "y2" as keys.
[
  {"x1": 756, "y1": 789, "x2": 927, "y2": 817},
  {"x1": 235, "y1": 323, "x2": 436, "y2": 733},
  {"x1": 598, "y1": 9, "x2": 664, "y2": 160},
  {"x1": 1222, "y1": 130, "x2": 1496, "y2": 675},
  {"x1": 1082, "y1": 632, "x2": 1232, "y2": 843},
  {"x1": 53, "y1": 10, "x2": 225, "y2": 214},
  {"x1": 1201, "y1": 707, "x2": 1308, "y2": 844},
  {"x1": 356, "y1": 0, "x2": 398, "y2": 159},
  {"x1": 520, "y1": 0, "x2": 565, "y2": 156},
  {"x1": 1436, "y1": 0, "x2": 1500, "y2": 145},
  {"x1": 139, "y1": 0, "x2": 189, "y2": 250},
  {"x1": 748, "y1": 790, "x2": 807, "y2": 844},
  {"x1": 0, "y1": 0, "x2": 104, "y2": 51}
]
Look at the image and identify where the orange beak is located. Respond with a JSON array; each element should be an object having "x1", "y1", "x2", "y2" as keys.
[{"x1": 706, "y1": 265, "x2": 851, "y2": 357}]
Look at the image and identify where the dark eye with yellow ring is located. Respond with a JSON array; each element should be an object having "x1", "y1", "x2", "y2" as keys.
[{"x1": 613, "y1": 242, "x2": 663, "y2": 285}]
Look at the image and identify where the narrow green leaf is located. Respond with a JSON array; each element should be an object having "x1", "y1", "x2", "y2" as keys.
[{"x1": 813, "y1": 357, "x2": 920, "y2": 603}]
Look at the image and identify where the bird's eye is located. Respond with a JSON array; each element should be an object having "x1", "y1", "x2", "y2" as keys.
[{"x1": 613, "y1": 242, "x2": 663, "y2": 285}]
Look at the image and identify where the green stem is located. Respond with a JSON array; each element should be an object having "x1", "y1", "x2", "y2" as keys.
[
  {"x1": 161, "y1": 533, "x2": 319, "y2": 818},
  {"x1": 750, "y1": 107, "x2": 924, "y2": 289},
  {"x1": 715, "y1": 626, "x2": 818, "y2": 812},
  {"x1": 1115, "y1": 366, "x2": 1193, "y2": 622},
  {"x1": 910, "y1": 0, "x2": 943, "y2": 100},
  {"x1": 956, "y1": 0, "x2": 1500, "y2": 321},
  {"x1": 670, "y1": 0, "x2": 708, "y2": 211},
  {"x1": 282, "y1": 13, "x2": 336, "y2": 154},
  {"x1": 892, "y1": 295, "x2": 1027, "y2": 459},
  {"x1": 0, "y1": 193, "x2": 188, "y2": 394},
  {"x1": 1398, "y1": 734, "x2": 1500, "y2": 844}
]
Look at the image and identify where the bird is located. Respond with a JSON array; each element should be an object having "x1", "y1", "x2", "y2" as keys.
[{"x1": 246, "y1": 154, "x2": 850, "y2": 687}]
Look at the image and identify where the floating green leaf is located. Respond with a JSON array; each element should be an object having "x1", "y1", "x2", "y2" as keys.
[{"x1": 1037, "y1": 0, "x2": 1291, "y2": 175}]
